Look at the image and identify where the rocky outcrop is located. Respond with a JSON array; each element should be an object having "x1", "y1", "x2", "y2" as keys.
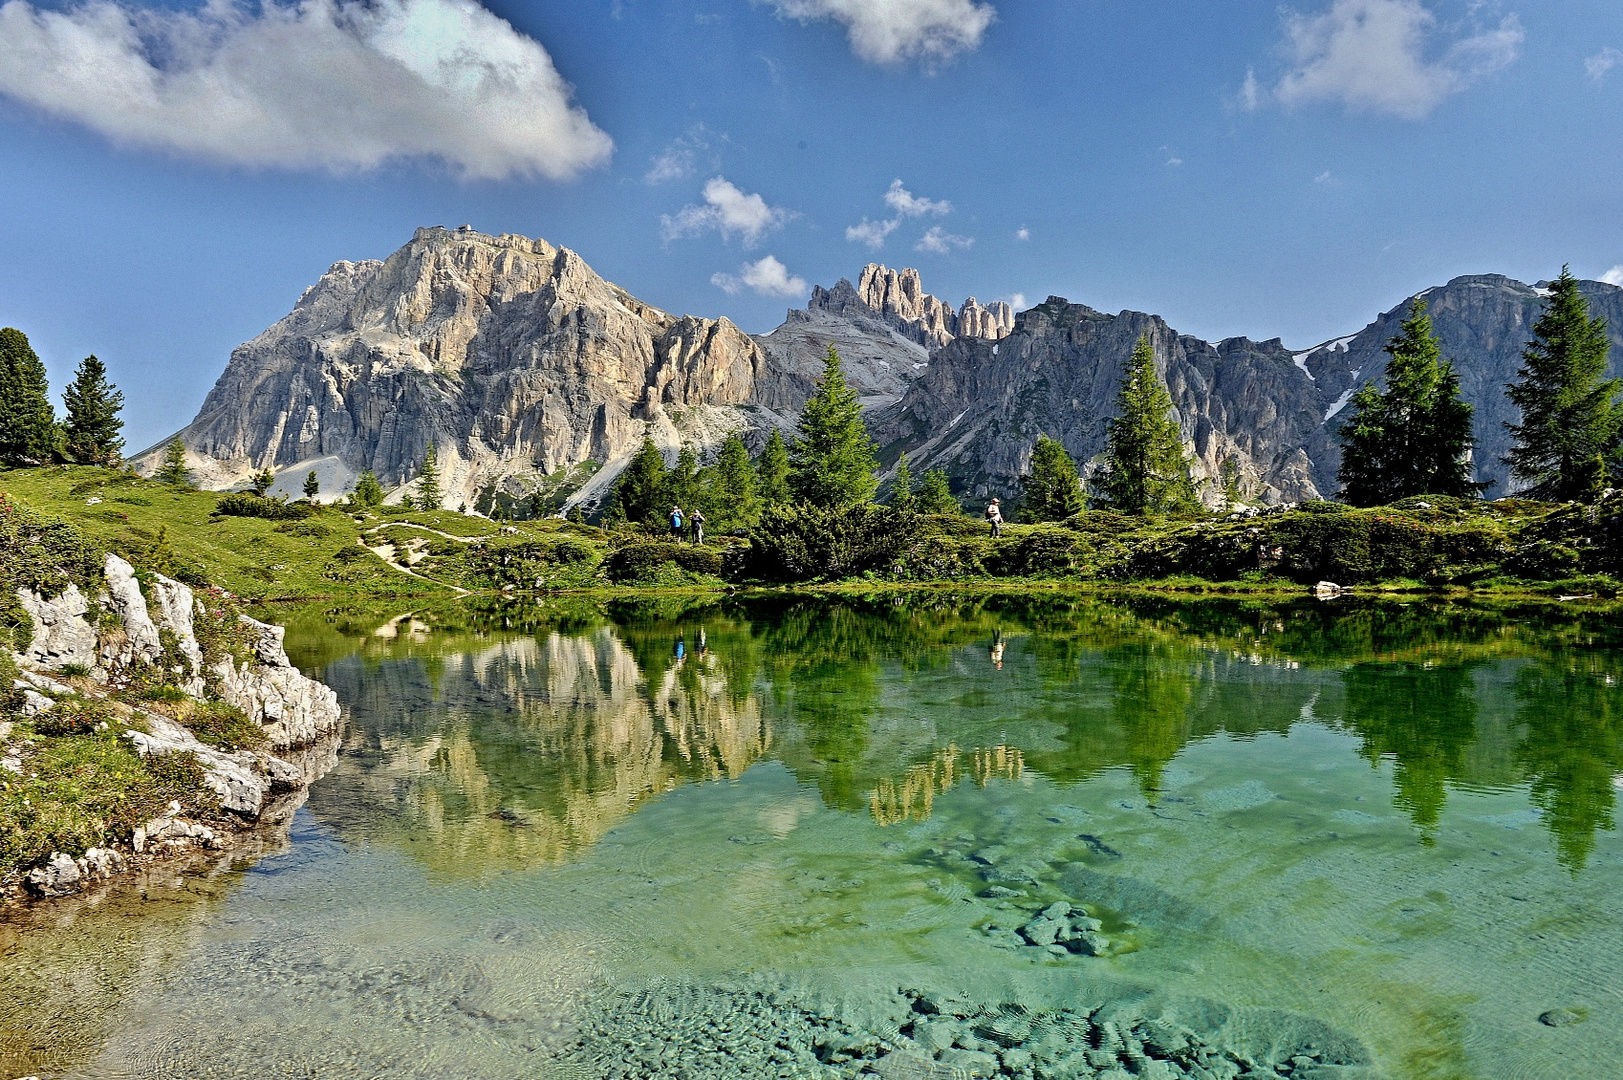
[
  {"x1": 132, "y1": 226, "x2": 769, "y2": 510},
  {"x1": 872, "y1": 297, "x2": 1336, "y2": 505},
  {"x1": 957, "y1": 297, "x2": 1014, "y2": 341},
  {"x1": 9, "y1": 557, "x2": 344, "y2": 899}
]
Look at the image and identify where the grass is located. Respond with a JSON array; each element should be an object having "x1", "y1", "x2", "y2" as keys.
[{"x1": 1, "y1": 704, "x2": 208, "y2": 879}]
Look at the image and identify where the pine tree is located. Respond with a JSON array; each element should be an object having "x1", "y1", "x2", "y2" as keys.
[
  {"x1": 790, "y1": 345, "x2": 879, "y2": 509},
  {"x1": 1095, "y1": 336, "x2": 1199, "y2": 515},
  {"x1": 0, "y1": 327, "x2": 58, "y2": 463},
  {"x1": 416, "y1": 444, "x2": 442, "y2": 510},
  {"x1": 61, "y1": 355, "x2": 124, "y2": 465},
  {"x1": 249, "y1": 467, "x2": 276, "y2": 496},
  {"x1": 1020, "y1": 435, "x2": 1085, "y2": 522},
  {"x1": 890, "y1": 453, "x2": 916, "y2": 515},
  {"x1": 714, "y1": 435, "x2": 760, "y2": 531},
  {"x1": 667, "y1": 444, "x2": 703, "y2": 516},
  {"x1": 303, "y1": 470, "x2": 320, "y2": 500},
  {"x1": 757, "y1": 429, "x2": 791, "y2": 507},
  {"x1": 1504, "y1": 267, "x2": 1621, "y2": 501},
  {"x1": 1337, "y1": 299, "x2": 1480, "y2": 506},
  {"x1": 156, "y1": 437, "x2": 191, "y2": 487},
  {"x1": 614, "y1": 438, "x2": 670, "y2": 526},
  {"x1": 915, "y1": 469, "x2": 960, "y2": 515},
  {"x1": 352, "y1": 470, "x2": 384, "y2": 508}
]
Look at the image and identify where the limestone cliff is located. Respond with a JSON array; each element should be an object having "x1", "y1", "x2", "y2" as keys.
[
  {"x1": 871, "y1": 297, "x2": 1333, "y2": 505},
  {"x1": 134, "y1": 226, "x2": 768, "y2": 510}
]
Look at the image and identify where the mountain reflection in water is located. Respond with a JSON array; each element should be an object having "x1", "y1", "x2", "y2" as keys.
[{"x1": 293, "y1": 593, "x2": 1623, "y2": 875}]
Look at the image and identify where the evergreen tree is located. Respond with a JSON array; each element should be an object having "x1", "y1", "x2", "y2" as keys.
[
  {"x1": 1337, "y1": 299, "x2": 1480, "y2": 506},
  {"x1": 915, "y1": 469, "x2": 960, "y2": 515},
  {"x1": 757, "y1": 429, "x2": 791, "y2": 507},
  {"x1": 303, "y1": 471, "x2": 320, "y2": 500},
  {"x1": 890, "y1": 452, "x2": 916, "y2": 515},
  {"x1": 249, "y1": 467, "x2": 276, "y2": 496},
  {"x1": 0, "y1": 327, "x2": 57, "y2": 463},
  {"x1": 352, "y1": 470, "x2": 384, "y2": 508},
  {"x1": 1020, "y1": 434, "x2": 1085, "y2": 521},
  {"x1": 667, "y1": 444, "x2": 703, "y2": 515},
  {"x1": 155, "y1": 438, "x2": 191, "y2": 487},
  {"x1": 61, "y1": 355, "x2": 124, "y2": 464},
  {"x1": 613, "y1": 438, "x2": 670, "y2": 525},
  {"x1": 1504, "y1": 267, "x2": 1622, "y2": 501},
  {"x1": 790, "y1": 345, "x2": 879, "y2": 509},
  {"x1": 714, "y1": 435, "x2": 760, "y2": 530},
  {"x1": 1095, "y1": 336, "x2": 1199, "y2": 515},
  {"x1": 416, "y1": 444, "x2": 442, "y2": 510}
]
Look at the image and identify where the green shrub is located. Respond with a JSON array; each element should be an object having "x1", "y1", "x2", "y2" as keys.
[
  {"x1": 274, "y1": 519, "x2": 331, "y2": 538},
  {"x1": 179, "y1": 701, "x2": 265, "y2": 751},
  {"x1": 996, "y1": 525, "x2": 1096, "y2": 576},
  {"x1": 741, "y1": 503, "x2": 915, "y2": 583},
  {"x1": 213, "y1": 493, "x2": 311, "y2": 521},
  {"x1": 603, "y1": 540, "x2": 722, "y2": 585}
]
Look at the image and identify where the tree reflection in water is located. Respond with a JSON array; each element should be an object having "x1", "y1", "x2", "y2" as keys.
[{"x1": 300, "y1": 592, "x2": 1623, "y2": 875}]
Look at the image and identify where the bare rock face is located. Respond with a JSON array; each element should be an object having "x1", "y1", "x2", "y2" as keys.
[
  {"x1": 870, "y1": 297, "x2": 1336, "y2": 506},
  {"x1": 16, "y1": 582, "x2": 98, "y2": 670},
  {"x1": 133, "y1": 226, "x2": 768, "y2": 508},
  {"x1": 211, "y1": 615, "x2": 342, "y2": 750},
  {"x1": 957, "y1": 297, "x2": 1014, "y2": 341}
]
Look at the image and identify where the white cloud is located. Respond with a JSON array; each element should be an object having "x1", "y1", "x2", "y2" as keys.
[
  {"x1": 0, "y1": 0, "x2": 612, "y2": 179},
  {"x1": 884, "y1": 178, "x2": 951, "y2": 217},
  {"x1": 1315, "y1": 170, "x2": 1333, "y2": 183},
  {"x1": 1272, "y1": 0, "x2": 1523, "y2": 120},
  {"x1": 761, "y1": 0, "x2": 995, "y2": 65},
  {"x1": 1587, "y1": 47, "x2": 1622, "y2": 85},
  {"x1": 712, "y1": 255, "x2": 809, "y2": 297},
  {"x1": 846, "y1": 217, "x2": 899, "y2": 249},
  {"x1": 662, "y1": 176, "x2": 789, "y2": 246},
  {"x1": 1004, "y1": 293, "x2": 1026, "y2": 310},
  {"x1": 915, "y1": 226, "x2": 972, "y2": 254},
  {"x1": 1239, "y1": 67, "x2": 1261, "y2": 111},
  {"x1": 1602, "y1": 266, "x2": 1623, "y2": 287},
  {"x1": 1015, "y1": 226, "x2": 1029, "y2": 241},
  {"x1": 645, "y1": 124, "x2": 718, "y2": 185}
]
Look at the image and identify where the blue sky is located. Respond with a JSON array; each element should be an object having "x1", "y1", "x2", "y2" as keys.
[{"x1": 1, "y1": 0, "x2": 1619, "y2": 450}]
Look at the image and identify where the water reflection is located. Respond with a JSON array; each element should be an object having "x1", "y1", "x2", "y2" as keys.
[{"x1": 299, "y1": 593, "x2": 1623, "y2": 874}]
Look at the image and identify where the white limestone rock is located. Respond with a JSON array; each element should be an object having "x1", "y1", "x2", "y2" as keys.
[
  {"x1": 99, "y1": 554, "x2": 163, "y2": 672},
  {"x1": 210, "y1": 615, "x2": 341, "y2": 749},
  {"x1": 16, "y1": 582, "x2": 99, "y2": 670},
  {"x1": 24, "y1": 852, "x2": 81, "y2": 897}
]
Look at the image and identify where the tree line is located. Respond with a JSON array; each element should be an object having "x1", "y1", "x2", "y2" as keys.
[{"x1": 0, "y1": 329, "x2": 126, "y2": 467}]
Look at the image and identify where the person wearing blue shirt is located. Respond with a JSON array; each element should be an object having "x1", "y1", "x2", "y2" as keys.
[{"x1": 670, "y1": 505, "x2": 684, "y2": 538}]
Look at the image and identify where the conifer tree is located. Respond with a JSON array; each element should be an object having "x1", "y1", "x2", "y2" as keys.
[
  {"x1": 1095, "y1": 336, "x2": 1198, "y2": 515},
  {"x1": 667, "y1": 444, "x2": 703, "y2": 515},
  {"x1": 416, "y1": 444, "x2": 442, "y2": 510},
  {"x1": 1020, "y1": 435, "x2": 1085, "y2": 521},
  {"x1": 353, "y1": 470, "x2": 384, "y2": 508},
  {"x1": 714, "y1": 435, "x2": 760, "y2": 530},
  {"x1": 890, "y1": 452, "x2": 916, "y2": 515},
  {"x1": 155, "y1": 438, "x2": 191, "y2": 486},
  {"x1": 303, "y1": 471, "x2": 320, "y2": 500},
  {"x1": 1504, "y1": 267, "x2": 1622, "y2": 501},
  {"x1": 613, "y1": 438, "x2": 670, "y2": 525},
  {"x1": 0, "y1": 327, "x2": 57, "y2": 463},
  {"x1": 249, "y1": 467, "x2": 276, "y2": 496},
  {"x1": 757, "y1": 429, "x2": 791, "y2": 507},
  {"x1": 62, "y1": 355, "x2": 124, "y2": 465},
  {"x1": 790, "y1": 345, "x2": 879, "y2": 509},
  {"x1": 1337, "y1": 299, "x2": 1480, "y2": 506},
  {"x1": 915, "y1": 469, "x2": 960, "y2": 515}
]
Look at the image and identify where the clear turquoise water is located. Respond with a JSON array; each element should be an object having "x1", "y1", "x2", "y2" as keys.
[{"x1": 3, "y1": 593, "x2": 1621, "y2": 1079}]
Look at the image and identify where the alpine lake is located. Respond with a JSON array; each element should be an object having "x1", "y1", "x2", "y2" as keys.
[{"x1": 3, "y1": 591, "x2": 1621, "y2": 1080}]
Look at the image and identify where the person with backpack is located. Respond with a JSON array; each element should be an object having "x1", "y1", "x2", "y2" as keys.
[
  {"x1": 670, "y1": 505, "x2": 684, "y2": 539},
  {"x1": 690, "y1": 508, "x2": 706, "y2": 545},
  {"x1": 985, "y1": 497, "x2": 1004, "y2": 538}
]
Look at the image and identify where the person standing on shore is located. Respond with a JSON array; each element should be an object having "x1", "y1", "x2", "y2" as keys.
[
  {"x1": 690, "y1": 509, "x2": 706, "y2": 545},
  {"x1": 985, "y1": 498, "x2": 1003, "y2": 538},
  {"x1": 670, "y1": 505, "x2": 684, "y2": 540}
]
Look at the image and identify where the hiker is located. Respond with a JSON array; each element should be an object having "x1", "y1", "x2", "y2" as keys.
[
  {"x1": 985, "y1": 497, "x2": 1003, "y2": 538},
  {"x1": 690, "y1": 508, "x2": 706, "y2": 545},
  {"x1": 670, "y1": 505, "x2": 684, "y2": 539}
]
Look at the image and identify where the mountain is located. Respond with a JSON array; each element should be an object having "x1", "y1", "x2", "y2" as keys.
[
  {"x1": 871, "y1": 298, "x2": 1333, "y2": 505},
  {"x1": 140, "y1": 224, "x2": 1623, "y2": 512},
  {"x1": 135, "y1": 226, "x2": 770, "y2": 510}
]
